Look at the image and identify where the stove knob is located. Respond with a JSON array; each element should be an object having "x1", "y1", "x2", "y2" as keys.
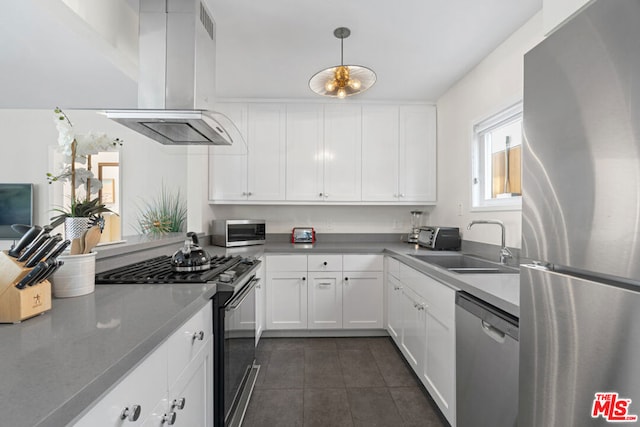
[
  {"x1": 192, "y1": 331, "x2": 205, "y2": 341},
  {"x1": 120, "y1": 405, "x2": 141, "y2": 422},
  {"x1": 162, "y1": 412, "x2": 177, "y2": 425}
]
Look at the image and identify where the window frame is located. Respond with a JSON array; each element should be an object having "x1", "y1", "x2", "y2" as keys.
[{"x1": 470, "y1": 101, "x2": 523, "y2": 211}]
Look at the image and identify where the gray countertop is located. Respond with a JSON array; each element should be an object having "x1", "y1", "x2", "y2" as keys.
[
  {"x1": 0, "y1": 282, "x2": 216, "y2": 427},
  {"x1": 0, "y1": 235, "x2": 518, "y2": 427}
]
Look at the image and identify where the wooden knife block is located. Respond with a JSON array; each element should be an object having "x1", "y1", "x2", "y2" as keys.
[{"x1": 0, "y1": 251, "x2": 51, "y2": 323}]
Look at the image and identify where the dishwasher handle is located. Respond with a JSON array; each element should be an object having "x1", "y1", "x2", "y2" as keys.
[{"x1": 481, "y1": 320, "x2": 506, "y2": 343}]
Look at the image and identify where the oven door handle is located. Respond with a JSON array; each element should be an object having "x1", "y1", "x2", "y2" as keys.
[{"x1": 226, "y1": 277, "x2": 259, "y2": 311}]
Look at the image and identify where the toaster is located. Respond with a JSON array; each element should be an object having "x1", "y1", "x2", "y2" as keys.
[
  {"x1": 417, "y1": 226, "x2": 461, "y2": 250},
  {"x1": 291, "y1": 227, "x2": 316, "y2": 244}
]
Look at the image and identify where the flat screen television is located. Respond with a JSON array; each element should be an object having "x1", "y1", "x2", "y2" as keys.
[{"x1": 0, "y1": 183, "x2": 34, "y2": 239}]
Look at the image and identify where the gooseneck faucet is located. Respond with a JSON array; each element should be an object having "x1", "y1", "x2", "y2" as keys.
[{"x1": 467, "y1": 220, "x2": 513, "y2": 264}]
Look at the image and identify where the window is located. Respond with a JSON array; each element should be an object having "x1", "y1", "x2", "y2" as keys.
[{"x1": 471, "y1": 102, "x2": 523, "y2": 210}]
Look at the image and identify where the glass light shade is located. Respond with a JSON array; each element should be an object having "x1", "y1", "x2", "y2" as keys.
[{"x1": 309, "y1": 65, "x2": 376, "y2": 98}]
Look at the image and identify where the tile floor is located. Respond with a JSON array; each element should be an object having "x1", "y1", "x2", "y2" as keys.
[{"x1": 242, "y1": 337, "x2": 449, "y2": 427}]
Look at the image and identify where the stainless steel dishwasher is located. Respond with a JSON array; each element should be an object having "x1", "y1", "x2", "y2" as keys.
[{"x1": 456, "y1": 292, "x2": 519, "y2": 427}]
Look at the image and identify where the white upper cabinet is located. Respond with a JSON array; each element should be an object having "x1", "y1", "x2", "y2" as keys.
[
  {"x1": 323, "y1": 104, "x2": 362, "y2": 201},
  {"x1": 362, "y1": 105, "x2": 400, "y2": 201},
  {"x1": 209, "y1": 103, "x2": 285, "y2": 201},
  {"x1": 543, "y1": 0, "x2": 592, "y2": 35},
  {"x1": 247, "y1": 103, "x2": 286, "y2": 200},
  {"x1": 209, "y1": 102, "x2": 436, "y2": 204},
  {"x1": 399, "y1": 105, "x2": 436, "y2": 203},
  {"x1": 285, "y1": 104, "x2": 324, "y2": 201}
]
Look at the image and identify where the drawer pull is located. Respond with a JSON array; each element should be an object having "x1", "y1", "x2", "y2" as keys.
[
  {"x1": 172, "y1": 397, "x2": 186, "y2": 410},
  {"x1": 162, "y1": 411, "x2": 177, "y2": 425},
  {"x1": 192, "y1": 330, "x2": 205, "y2": 341},
  {"x1": 120, "y1": 405, "x2": 141, "y2": 422}
]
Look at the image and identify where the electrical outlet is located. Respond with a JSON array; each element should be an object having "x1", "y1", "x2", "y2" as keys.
[{"x1": 457, "y1": 203, "x2": 463, "y2": 216}]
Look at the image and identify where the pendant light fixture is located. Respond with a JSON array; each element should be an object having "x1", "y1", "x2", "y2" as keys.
[{"x1": 309, "y1": 27, "x2": 376, "y2": 99}]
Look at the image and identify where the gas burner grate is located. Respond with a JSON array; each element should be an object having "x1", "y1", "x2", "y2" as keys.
[{"x1": 96, "y1": 255, "x2": 242, "y2": 284}]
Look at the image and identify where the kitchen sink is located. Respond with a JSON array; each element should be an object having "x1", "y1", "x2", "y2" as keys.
[{"x1": 408, "y1": 254, "x2": 518, "y2": 274}]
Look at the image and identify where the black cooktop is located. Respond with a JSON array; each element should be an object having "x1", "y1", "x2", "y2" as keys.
[{"x1": 96, "y1": 255, "x2": 244, "y2": 284}]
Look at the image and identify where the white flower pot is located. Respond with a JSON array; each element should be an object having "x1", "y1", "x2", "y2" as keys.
[
  {"x1": 51, "y1": 252, "x2": 96, "y2": 298},
  {"x1": 64, "y1": 217, "x2": 91, "y2": 241}
]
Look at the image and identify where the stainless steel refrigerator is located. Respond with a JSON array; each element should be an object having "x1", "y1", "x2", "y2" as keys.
[{"x1": 520, "y1": 1, "x2": 640, "y2": 426}]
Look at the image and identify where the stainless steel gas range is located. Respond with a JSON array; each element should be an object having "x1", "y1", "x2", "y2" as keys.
[{"x1": 96, "y1": 253, "x2": 261, "y2": 427}]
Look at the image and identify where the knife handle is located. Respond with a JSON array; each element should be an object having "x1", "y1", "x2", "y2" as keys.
[
  {"x1": 38, "y1": 260, "x2": 64, "y2": 285},
  {"x1": 8, "y1": 225, "x2": 42, "y2": 258},
  {"x1": 17, "y1": 233, "x2": 50, "y2": 262},
  {"x1": 45, "y1": 239, "x2": 71, "y2": 261},
  {"x1": 25, "y1": 234, "x2": 62, "y2": 268},
  {"x1": 15, "y1": 262, "x2": 48, "y2": 289}
]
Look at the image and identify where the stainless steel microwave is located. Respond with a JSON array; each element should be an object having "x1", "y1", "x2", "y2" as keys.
[{"x1": 210, "y1": 219, "x2": 266, "y2": 247}]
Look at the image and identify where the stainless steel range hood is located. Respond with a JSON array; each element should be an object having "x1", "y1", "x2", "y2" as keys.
[{"x1": 105, "y1": 0, "x2": 234, "y2": 146}]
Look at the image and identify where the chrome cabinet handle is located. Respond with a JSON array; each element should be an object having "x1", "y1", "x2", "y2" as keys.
[
  {"x1": 242, "y1": 192, "x2": 247, "y2": 196},
  {"x1": 319, "y1": 192, "x2": 323, "y2": 197},
  {"x1": 120, "y1": 405, "x2": 141, "y2": 422},
  {"x1": 162, "y1": 412, "x2": 177, "y2": 425},
  {"x1": 192, "y1": 330, "x2": 205, "y2": 341},
  {"x1": 323, "y1": 261, "x2": 328, "y2": 266},
  {"x1": 172, "y1": 398, "x2": 186, "y2": 410},
  {"x1": 247, "y1": 191, "x2": 253, "y2": 196},
  {"x1": 318, "y1": 282, "x2": 332, "y2": 286},
  {"x1": 393, "y1": 285, "x2": 402, "y2": 290},
  {"x1": 302, "y1": 277, "x2": 306, "y2": 281},
  {"x1": 399, "y1": 193, "x2": 406, "y2": 198},
  {"x1": 344, "y1": 277, "x2": 349, "y2": 282}
]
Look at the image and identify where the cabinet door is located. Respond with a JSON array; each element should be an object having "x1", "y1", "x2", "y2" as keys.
[
  {"x1": 209, "y1": 154, "x2": 247, "y2": 201},
  {"x1": 386, "y1": 274, "x2": 403, "y2": 344},
  {"x1": 342, "y1": 271, "x2": 383, "y2": 329},
  {"x1": 361, "y1": 105, "x2": 400, "y2": 201},
  {"x1": 423, "y1": 287, "x2": 455, "y2": 422},
  {"x1": 266, "y1": 272, "x2": 308, "y2": 329},
  {"x1": 308, "y1": 272, "x2": 343, "y2": 329},
  {"x1": 400, "y1": 285, "x2": 426, "y2": 373},
  {"x1": 247, "y1": 104, "x2": 286, "y2": 200},
  {"x1": 399, "y1": 105, "x2": 436, "y2": 202},
  {"x1": 286, "y1": 104, "x2": 324, "y2": 201},
  {"x1": 323, "y1": 104, "x2": 362, "y2": 201},
  {"x1": 169, "y1": 339, "x2": 213, "y2": 427},
  {"x1": 167, "y1": 302, "x2": 213, "y2": 388}
]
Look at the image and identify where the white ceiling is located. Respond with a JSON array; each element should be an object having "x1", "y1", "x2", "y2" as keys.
[{"x1": 0, "y1": 0, "x2": 541, "y2": 108}]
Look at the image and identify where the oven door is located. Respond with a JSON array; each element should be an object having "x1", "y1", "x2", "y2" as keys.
[{"x1": 224, "y1": 276, "x2": 259, "y2": 427}]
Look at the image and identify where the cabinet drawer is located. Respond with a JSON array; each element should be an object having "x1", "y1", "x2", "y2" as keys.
[
  {"x1": 167, "y1": 302, "x2": 213, "y2": 388},
  {"x1": 385, "y1": 256, "x2": 400, "y2": 278},
  {"x1": 74, "y1": 342, "x2": 168, "y2": 427},
  {"x1": 267, "y1": 255, "x2": 307, "y2": 272},
  {"x1": 343, "y1": 254, "x2": 383, "y2": 271},
  {"x1": 308, "y1": 254, "x2": 342, "y2": 271}
]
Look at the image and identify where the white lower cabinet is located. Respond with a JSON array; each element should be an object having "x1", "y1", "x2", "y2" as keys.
[
  {"x1": 385, "y1": 258, "x2": 456, "y2": 426},
  {"x1": 265, "y1": 254, "x2": 383, "y2": 331},
  {"x1": 74, "y1": 303, "x2": 213, "y2": 427},
  {"x1": 308, "y1": 271, "x2": 343, "y2": 329}
]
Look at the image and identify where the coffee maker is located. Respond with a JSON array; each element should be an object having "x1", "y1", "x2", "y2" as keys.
[{"x1": 408, "y1": 210, "x2": 423, "y2": 243}]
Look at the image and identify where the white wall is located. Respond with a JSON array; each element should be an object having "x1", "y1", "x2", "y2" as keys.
[
  {"x1": 0, "y1": 109, "x2": 190, "y2": 248},
  {"x1": 430, "y1": 12, "x2": 544, "y2": 249}
]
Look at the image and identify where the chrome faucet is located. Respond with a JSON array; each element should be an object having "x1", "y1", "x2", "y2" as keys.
[{"x1": 467, "y1": 220, "x2": 513, "y2": 264}]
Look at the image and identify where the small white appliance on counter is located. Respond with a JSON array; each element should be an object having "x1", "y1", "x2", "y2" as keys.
[{"x1": 210, "y1": 219, "x2": 266, "y2": 247}]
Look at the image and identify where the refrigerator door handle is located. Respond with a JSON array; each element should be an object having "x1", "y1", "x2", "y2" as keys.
[{"x1": 481, "y1": 320, "x2": 506, "y2": 343}]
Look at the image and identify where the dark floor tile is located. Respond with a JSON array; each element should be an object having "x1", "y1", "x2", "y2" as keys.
[
  {"x1": 369, "y1": 340, "x2": 418, "y2": 387},
  {"x1": 303, "y1": 388, "x2": 354, "y2": 427},
  {"x1": 304, "y1": 349, "x2": 344, "y2": 388},
  {"x1": 304, "y1": 337, "x2": 338, "y2": 351},
  {"x1": 339, "y1": 349, "x2": 386, "y2": 388},
  {"x1": 347, "y1": 387, "x2": 405, "y2": 427},
  {"x1": 335, "y1": 337, "x2": 374, "y2": 350},
  {"x1": 259, "y1": 337, "x2": 306, "y2": 351},
  {"x1": 390, "y1": 387, "x2": 447, "y2": 427},
  {"x1": 243, "y1": 388, "x2": 303, "y2": 427},
  {"x1": 259, "y1": 348, "x2": 304, "y2": 389}
]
